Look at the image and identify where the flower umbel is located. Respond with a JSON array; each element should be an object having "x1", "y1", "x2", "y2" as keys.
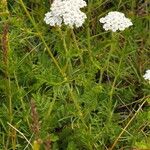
[
  {"x1": 143, "y1": 70, "x2": 150, "y2": 83},
  {"x1": 44, "y1": 0, "x2": 87, "y2": 28},
  {"x1": 99, "y1": 11, "x2": 133, "y2": 32}
]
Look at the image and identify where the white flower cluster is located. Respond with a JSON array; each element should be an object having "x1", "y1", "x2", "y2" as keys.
[
  {"x1": 44, "y1": 0, "x2": 87, "y2": 28},
  {"x1": 99, "y1": 11, "x2": 133, "y2": 32},
  {"x1": 143, "y1": 70, "x2": 150, "y2": 83}
]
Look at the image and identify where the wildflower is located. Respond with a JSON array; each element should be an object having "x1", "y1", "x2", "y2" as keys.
[
  {"x1": 143, "y1": 70, "x2": 150, "y2": 82},
  {"x1": 44, "y1": 0, "x2": 87, "y2": 28},
  {"x1": 99, "y1": 11, "x2": 133, "y2": 32}
]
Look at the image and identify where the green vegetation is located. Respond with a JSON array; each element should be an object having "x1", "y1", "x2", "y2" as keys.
[{"x1": 0, "y1": 0, "x2": 150, "y2": 149}]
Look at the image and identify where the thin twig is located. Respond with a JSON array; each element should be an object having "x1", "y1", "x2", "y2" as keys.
[
  {"x1": 7, "y1": 122, "x2": 33, "y2": 148},
  {"x1": 109, "y1": 98, "x2": 147, "y2": 150}
]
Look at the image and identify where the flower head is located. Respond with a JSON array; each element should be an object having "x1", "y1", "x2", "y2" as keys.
[
  {"x1": 143, "y1": 70, "x2": 150, "y2": 83},
  {"x1": 99, "y1": 11, "x2": 133, "y2": 32},
  {"x1": 44, "y1": 0, "x2": 87, "y2": 28}
]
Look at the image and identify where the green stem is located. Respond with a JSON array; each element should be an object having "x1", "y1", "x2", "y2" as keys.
[
  {"x1": 71, "y1": 29, "x2": 83, "y2": 65},
  {"x1": 87, "y1": 4, "x2": 101, "y2": 70},
  {"x1": 57, "y1": 28, "x2": 73, "y2": 75},
  {"x1": 87, "y1": 20, "x2": 93, "y2": 63},
  {"x1": 86, "y1": 1, "x2": 93, "y2": 63},
  {"x1": 99, "y1": 32, "x2": 116, "y2": 83},
  {"x1": 100, "y1": 32, "x2": 119, "y2": 124},
  {"x1": 58, "y1": 28, "x2": 86, "y2": 127},
  {"x1": 109, "y1": 56, "x2": 123, "y2": 101},
  {"x1": 66, "y1": 83, "x2": 88, "y2": 129}
]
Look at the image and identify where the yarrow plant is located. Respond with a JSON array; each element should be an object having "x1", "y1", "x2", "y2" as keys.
[
  {"x1": 99, "y1": 11, "x2": 133, "y2": 32},
  {"x1": 44, "y1": 0, "x2": 87, "y2": 28},
  {"x1": 143, "y1": 70, "x2": 150, "y2": 83},
  {"x1": 1, "y1": 0, "x2": 150, "y2": 150}
]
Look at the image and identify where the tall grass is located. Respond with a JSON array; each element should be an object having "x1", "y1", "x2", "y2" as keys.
[{"x1": 0, "y1": 0, "x2": 150, "y2": 149}]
